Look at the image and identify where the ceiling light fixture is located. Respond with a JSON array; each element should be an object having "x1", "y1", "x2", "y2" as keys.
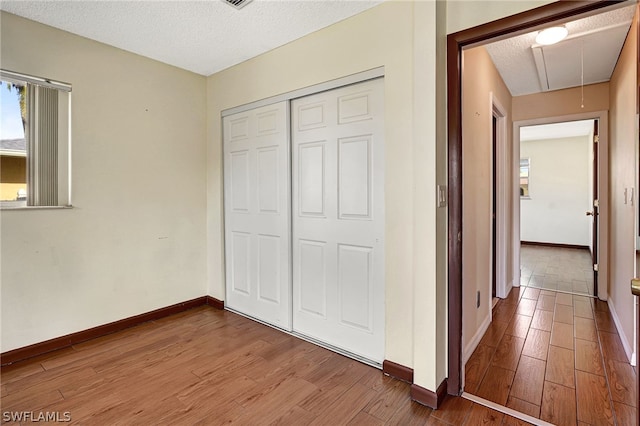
[{"x1": 535, "y1": 26, "x2": 568, "y2": 45}]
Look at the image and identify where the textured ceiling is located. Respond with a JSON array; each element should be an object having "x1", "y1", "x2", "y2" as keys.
[
  {"x1": 0, "y1": 0, "x2": 383, "y2": 76},
  {"x1": 485, "y1": 4, "x2": 636, "y2": 96}
]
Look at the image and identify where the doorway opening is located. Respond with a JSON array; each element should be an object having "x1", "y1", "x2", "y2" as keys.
[
  {"x1": 518, "y1": 119, "x2": 599, "y2": 297},
  {"x1": 447, "y1": 0, "x2": 633, "y2": 412}
]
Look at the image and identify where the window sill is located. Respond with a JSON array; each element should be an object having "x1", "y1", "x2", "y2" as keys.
[{"x1": 0, "y1": 204, "x2": 74, "y2": 211}]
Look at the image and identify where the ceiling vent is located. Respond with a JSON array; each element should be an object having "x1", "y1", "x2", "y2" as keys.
[{"x1": 223, "y1": 0, "x2": 253, "y2": 10}]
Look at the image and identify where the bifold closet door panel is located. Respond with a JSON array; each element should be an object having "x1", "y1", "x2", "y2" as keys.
[
  {"x1": 291, "y1": 78, "x2": 385, "y2": 363},
  {"x1": 223, "y1": 101, "x2": 291, "y2": 330}
]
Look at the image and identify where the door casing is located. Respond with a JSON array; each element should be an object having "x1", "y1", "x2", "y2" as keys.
[{"x1": 492, "y1": 94, "x2": 510, "y2": 300}]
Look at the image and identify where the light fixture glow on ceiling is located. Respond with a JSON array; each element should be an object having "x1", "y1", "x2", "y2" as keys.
[{"x1": 535, "y1": 26, "x2": 569, "y2": 45}]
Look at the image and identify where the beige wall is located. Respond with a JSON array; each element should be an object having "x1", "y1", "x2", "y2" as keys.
[
  {"x1": 207, "y1": 1, "x2": 447, "y2": 390},
  {"x1": 609, "y1": 11, "x2": 637, "y2": 361},
  {"x1": 0, "y1": 12, "x2": 208, "y2": 352},
  {"x1": 0, "y1": 156, "x2": 26, "y2": 200},
  {"x1": 446, "y1": 0, "x2": 555, "y2": 34},
  {"x1": 461, "y1": 46, "x2": 513, "y2": 358},
  {"x1": 520, "y1": 136, "x2": 593, "y2": 246}
]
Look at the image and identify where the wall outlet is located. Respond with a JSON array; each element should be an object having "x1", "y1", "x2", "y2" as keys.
[
  {"x1": 477, "y1": 291, "x2": 481, "y2": 308},
  {"x1": 437, "y1": 185, "x2": 447, "y2": 208}
]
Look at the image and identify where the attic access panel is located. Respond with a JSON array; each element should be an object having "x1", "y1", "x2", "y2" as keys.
[{"x1": 532, "y1": 24, "x2": 630, "y2": 92}]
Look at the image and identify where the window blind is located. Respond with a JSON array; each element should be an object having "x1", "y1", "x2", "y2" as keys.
[{"x1": 27, "y1": 84, "x2": 58, "y2": 206}]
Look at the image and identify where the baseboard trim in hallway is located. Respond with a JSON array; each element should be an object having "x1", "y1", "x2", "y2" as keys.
[
  {"x1": 607, "y1": 296, "x2": 635, "y2": 364},
  {"x1": 382, "y1": 359, "x2": 414, "y2": 383},
  {"x1": 462, "y1": 392, "x2": 553, "y2": 426},
  {"x1": 521, "y1": 241, "x2": 590, "y2": 251},
  {"x1": 410, "y1": 379, "x2": 448, "y2": 409}
]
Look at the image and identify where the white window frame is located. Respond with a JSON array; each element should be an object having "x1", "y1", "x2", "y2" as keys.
[
  {"x1": 1, "y1": 69, "x2": 72, "y2": 210},
  {"x1": 520, "y1": 157, "x2": 531, "y2": 199}
]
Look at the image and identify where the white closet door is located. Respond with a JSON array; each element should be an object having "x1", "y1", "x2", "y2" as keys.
[
  {"x1": 223, "y1": 102, "x2": 291, "y2": 330},
  {"x1": 291, "y1": 79, "x2": 385, "y2": 363}
]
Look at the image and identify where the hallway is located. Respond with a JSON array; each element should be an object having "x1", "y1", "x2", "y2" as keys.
[
  {"x1": 465, "y1": 285, "x2": 637, "y2": 425},
  {"x1": 520, "y1": 245, "x2": 595, "y2": 296}
]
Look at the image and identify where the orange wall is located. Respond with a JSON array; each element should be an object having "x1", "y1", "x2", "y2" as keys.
[
  {"x1": 0, "y1": 156, "x2": 26, "y2": 201},
  {"x1": 512, "y1": 83, "x2": 609, "y2": 122},
  {"x1": 462, "y1": 45, "x2": 514, "y2": 358},
  {"x1": 608, "y1": 9, "x2": 637, "y2": 360}
]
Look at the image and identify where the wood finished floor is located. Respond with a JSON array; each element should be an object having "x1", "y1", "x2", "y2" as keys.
[
  {"x1": 466, "y1": 286, "x2": 638, "y2": 425},
  {"x1": 2, "y1": 307, "x2": 530, "y2": 425}
]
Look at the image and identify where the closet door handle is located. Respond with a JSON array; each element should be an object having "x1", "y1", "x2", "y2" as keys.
[{"x1": 632, "y1": 278, "x2": 640, "y2": 297}]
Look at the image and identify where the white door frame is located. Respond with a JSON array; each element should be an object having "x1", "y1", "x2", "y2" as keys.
[
  {"x1": 491, "y1": 93, "x2": 510, "y2": 299},
  {"x1": 513, "y1": 110, "x2": 609, "y2": 300}
]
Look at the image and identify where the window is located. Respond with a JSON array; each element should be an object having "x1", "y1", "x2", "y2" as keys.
[
  {"x1": 0, "y1": 70, "x2": 71, "y2": 208},
  {"x1": 520, "y1": 158, "x2": 530, "y2": 198}
]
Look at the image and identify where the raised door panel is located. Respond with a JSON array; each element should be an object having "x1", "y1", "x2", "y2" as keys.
[
  {"x1": 230, "y1": 232, "x2": 251, "y2": 295},
  {"x1": 298, "y1": 239, "x2": 327, "y2": 318},
  {"x1": 257, "y1": 234, "x2": 281, "y2": 304},
  {"x1": 297, "y1": 101, "x2": 327, "y2": 131},
  {"x1": 256, "y1": 110, "x2": 279, "y2": 136},
  {"x1": 338, "y1": 244, "x2": 373, "y2": 332},
  {"x1": 229, "y1": 116, "x2": 250, "y2": 141},
  {"x1": 230, "y1": 150, "x2": 250, "y2": 213},
  {"x1": 257, "y1": 147, "x2": 280, "y2": 214},
  {"x1": 338, "y1": 136, "x2": 372, "y2": 220},
  {"x1": 298, "y1": 142, "x2": 326, "y2": 217},
  {"x1": 338, "y1": 90, "x2": 373, "y2": 124}
]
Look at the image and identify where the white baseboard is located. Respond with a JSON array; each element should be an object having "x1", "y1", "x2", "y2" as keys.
[
  {"x1": 463, "y1": 313, "x2": 491, "y2": 365},
  {"x1": 501, "y1": 281, "x2": 514, "y2": 298},
  {"x1": 497, "y1": 280, "x2": 516, "y2": 299},
  {"x1": 607, "y1": 299, "x2": 634, "y2": 364}
]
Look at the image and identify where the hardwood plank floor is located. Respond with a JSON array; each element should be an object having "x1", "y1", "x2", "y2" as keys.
[
  {"x1": 545, "y1": 345, "x2": 575, "y2": 388},
  {"x1": 2, "y1": 306, "x2": 531, "y2": 425},
  {"x1": 474, "y1": 365, "x2": 514, "y2": 405},
  {"x1": 540, "y1": 381, "x2": 577, "y2": 425},
  {"x1": 510, "y1": 356, "x2": 545, "y2": 405},
  {"x1": 465, "y1": 283, "x2": 638, "y2": 425}
]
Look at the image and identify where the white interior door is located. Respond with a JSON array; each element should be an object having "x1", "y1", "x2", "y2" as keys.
[
  {"x1": 223, "y1": 102, "x2": 291, "y2": 330},
  {"x1": 291, "y1": 78, "x2": 385, "y2": 363}
]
